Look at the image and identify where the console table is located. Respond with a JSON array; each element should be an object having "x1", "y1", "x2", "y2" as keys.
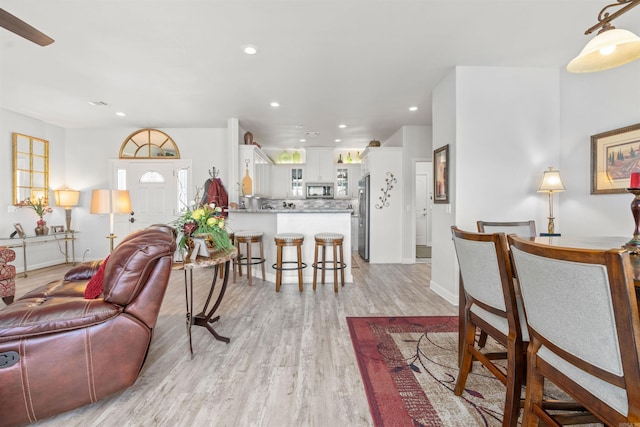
[
  {"x1": 181, "y1": 247, "x2": 237, "y2": 356},
  {"x1": 0, "y1": 231, "x2": 76, "y2": 277}
]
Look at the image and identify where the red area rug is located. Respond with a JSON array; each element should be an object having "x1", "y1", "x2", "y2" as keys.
[{"x1": 347, "y1": 316, "x2": 506, "y2": 426}]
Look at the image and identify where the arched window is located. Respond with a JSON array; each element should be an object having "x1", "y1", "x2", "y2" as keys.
[
  {"x1": 119, "y1": 128, "x2": 180, "y2": 159},
  {"x1": 139, "y1": 171, "x2": 165, "y2": 183}
]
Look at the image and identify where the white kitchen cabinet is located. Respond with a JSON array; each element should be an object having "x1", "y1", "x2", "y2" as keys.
[
  {"x1": 305, "y1": 147, "x2": 333, "y2": 182},
  {"x1": 271, "y1": 165, "x2": 304, "y2": 199},
  {"x1": 239, "y1": 145, "x2": 273, "y2": 198},
  {"x1": 336, "y1": 164, "x2": 361, "y2": 199}
]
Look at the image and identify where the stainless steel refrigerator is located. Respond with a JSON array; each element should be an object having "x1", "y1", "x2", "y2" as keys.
[{"x1": 358, "y1": 174, "x2": 370, "y2": 261}]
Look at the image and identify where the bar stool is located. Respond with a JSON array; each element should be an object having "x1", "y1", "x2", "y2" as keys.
[
  {"x1": 233, "y1": 231, "x2": 266, "y2": 286},
  {"x1": 312, "y1": 233, "x2": 346, "y2": 293},
  {"x1": 272, "y1": 233, "x2": 306, "y2": 292}
]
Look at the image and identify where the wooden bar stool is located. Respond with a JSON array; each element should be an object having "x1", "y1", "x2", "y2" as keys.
[
  {"x1": 272, "y1": 233, "x2": 306, "y2": 292},
  {"x1": 312, "y1": 232, "x2": 346, "y2": 293},
  {"x1": 233, "y1": 231, "x2": 266, "y2": 286}
]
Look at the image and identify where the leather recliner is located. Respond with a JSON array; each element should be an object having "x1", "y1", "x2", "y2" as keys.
[{"x1": 0, "y1": 225, "x2": 176, "y2": 427}]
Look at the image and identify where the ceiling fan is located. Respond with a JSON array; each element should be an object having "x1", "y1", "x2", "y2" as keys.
[{"x1": 0, "y1": 8, "x2": 53, "y2": 46}]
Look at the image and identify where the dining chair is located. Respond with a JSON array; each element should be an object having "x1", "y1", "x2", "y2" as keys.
[
  {"x1": 475, "y1": 220, "x2": 536, "y2": 349},
  {"x1": 451, "y1": 226, "x2": 528, "y2": 427},
  {"x1": 508, "y1": 235, "x2": 640, "y2": 426},
  {"x1": 477, "y1": 220, "x2": 536, "y2": 238}
]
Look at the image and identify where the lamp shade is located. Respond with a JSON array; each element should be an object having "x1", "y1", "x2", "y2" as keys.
[
  {"x1": 567, "y1": 28, "x2": 640, "y2": 73},
  {"x1": 538, "y1": 168, "x2": 566, "y2": 192},
  {"x1": 90, "y1": 189, "x2": 132, "y2": 214},
  {"x1": 53, "y1": 189, "x2": 80, "y2": 208}
]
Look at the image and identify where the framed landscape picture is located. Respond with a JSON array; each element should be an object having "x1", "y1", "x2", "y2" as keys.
[
  {"x1": 591, "y1": 123, "x2": 640, "y2": 194},
  {"x1": 434, "y1": 144, "x2": 449, "y2": 204}
]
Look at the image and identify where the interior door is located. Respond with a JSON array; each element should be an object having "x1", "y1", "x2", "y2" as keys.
[
  {"x1": 111, "y1": 160, "x2": 191, "y2": 244},
  {"x1": 415, "y1": 161, "x2": 433, "y2": 246}
]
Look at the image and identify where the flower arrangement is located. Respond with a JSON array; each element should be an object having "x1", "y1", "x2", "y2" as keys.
[
  {"x1": 24, "y1": 197, "x2": 53, "y2": 221},
  {"x1": 173, "y1": 195, "x2": 233, "y2": 252}
]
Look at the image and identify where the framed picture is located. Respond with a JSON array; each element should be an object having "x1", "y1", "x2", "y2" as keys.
[
  {"x1": 591, "y1": 123, "x2": 640, "y2": 194},
  {"x1": 51, "y1": 225, "x2": 64, "y2": 233},
  {"x1": 434, "y1": 144, "x2": 449, "y2": 204},
  {"x1": 13, "y1": 223, "x2": 25, "y2": 238}
]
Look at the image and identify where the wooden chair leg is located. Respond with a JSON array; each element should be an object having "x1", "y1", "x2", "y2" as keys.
[
  {"x1": 275, "y1": 244, "x2": 283, "y2": 292},
  {"x1": 313, "y1": 243, "x2": 319, "y2": 290},
  {"x1": 333, "y1": 243, "x2": 338, "y2": 293},
  {"x1": 259, "y1": 239, "x2": 266, "y2": 280},
  {"x1": 297, "y1": 243, "x2": 303, "y2": 292},
  {"x1": 503, "y1": 338, "x2": 525, "y2": 427},
  {"x1": 321, "y1": 244, "x2": 326, "y2": 284},
  {"x1": 339, "y1": 241, "x2": 345, "y2": 287},
  {"x1": 454, "y1": 316, "x2": 476, "y2": 396},
  {"x1": 246, "y1": 241, "x2": 253, "y2": 286}
]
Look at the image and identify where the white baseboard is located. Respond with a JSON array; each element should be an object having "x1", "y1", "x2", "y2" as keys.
[{"x1": 429, "y1": 279, "x2": 458, "y2": 306}]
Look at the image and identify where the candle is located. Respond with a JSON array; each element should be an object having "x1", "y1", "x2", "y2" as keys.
[{"x1": 631, "y1": 172, "x2": 640, "y2": 188}]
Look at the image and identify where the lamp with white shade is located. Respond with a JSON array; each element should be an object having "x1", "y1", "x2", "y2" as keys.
[
  {"x1": 90, "y1": 189, "x2": 132, "y2": 252},
  {"x1": 537, "y1": 167, "x2": 566, "y2": 235},
  {"x1": 54, "y1": 189, "x2": 80, "y2": 232},
  {"x1": 568, "y1": 0, "x2": 640, "y2": 73}
]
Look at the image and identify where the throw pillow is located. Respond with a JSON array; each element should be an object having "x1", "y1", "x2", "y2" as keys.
[{"x1": 83, "y1": 255, "x2": 110, "y2": 299}]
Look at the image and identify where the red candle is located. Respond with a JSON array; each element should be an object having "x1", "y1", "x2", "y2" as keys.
[{"x1": 631, "y1": 172, "x2": 640, "y2": 188}]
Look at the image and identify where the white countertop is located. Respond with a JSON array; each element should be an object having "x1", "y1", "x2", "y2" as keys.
[{"x1": 228, "y1": 208, "x2": 353, "y2": 213}]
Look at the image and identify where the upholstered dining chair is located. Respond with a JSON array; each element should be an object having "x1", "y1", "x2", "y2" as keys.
[
  {"x1": 477, "y1": 220, "x2": 536, "y2": 238},
  {"x1": 508, "y1": 235, "x2": 640, "y2": 426},
  {"x1": 475, "y1": 220, "x2": 536, "y2": 349},
  {"x1": 451, "y1": 226, "x2": 528, "y2": 427}
]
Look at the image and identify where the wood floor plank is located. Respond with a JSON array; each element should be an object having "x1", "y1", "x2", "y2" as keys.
[{"x1": 10, "y1": 254, "x2": 456, "y2": 426}]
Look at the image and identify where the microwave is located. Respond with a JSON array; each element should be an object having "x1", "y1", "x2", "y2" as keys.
[{"x1": 305, "y1": 183, "x2": 334, "y2": 199}]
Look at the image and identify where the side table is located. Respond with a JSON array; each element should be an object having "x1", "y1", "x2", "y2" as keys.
[{"x1": 182, "y1": 247, "x2": 237, "y2": 356}]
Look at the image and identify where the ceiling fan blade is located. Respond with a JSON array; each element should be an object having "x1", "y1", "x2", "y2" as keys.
[{"x1": 0, "y1": 8, "x2": 54, "y2": 46}]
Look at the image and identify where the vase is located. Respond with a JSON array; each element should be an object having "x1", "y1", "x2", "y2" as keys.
[{"x1": 35, "y1": 218, "x2": 49, "y2": 236}]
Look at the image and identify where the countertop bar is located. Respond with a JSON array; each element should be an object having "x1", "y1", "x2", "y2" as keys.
[
  {"x1": 228, "y1": 210, "x2": 353, "y2": 286},
  {"x1": 228, "y1": 208, "x2": 353, "y2": 214}
]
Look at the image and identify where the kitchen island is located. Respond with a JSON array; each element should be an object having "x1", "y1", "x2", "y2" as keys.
[{"x1": 228, "y1": 209, "x2": 353, "y2": 286}]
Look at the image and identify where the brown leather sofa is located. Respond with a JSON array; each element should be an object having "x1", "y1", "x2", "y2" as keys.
[{"x1": 0, "y1": 225, "x2": 176, "y2": 427}]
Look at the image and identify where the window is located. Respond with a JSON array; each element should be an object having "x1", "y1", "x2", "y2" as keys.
[
  {"x1": 119, "y1": 128, "x2": 180, "y2": 159},
  {"x1": 13, "y1": 133, "x2": 49, "y2": 205}
]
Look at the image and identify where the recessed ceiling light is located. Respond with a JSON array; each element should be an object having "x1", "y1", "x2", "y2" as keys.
[
  {"x1": 295, "y1": 124, "x2": 304, "y2": 128},
  {"x1": 299, "y1": 139, "x2": 306, "y2": 142},
  {"x1": 409, "y1": 106, "x2": 418, "y2": 111},
  {"x1": 242, "y1": 45, "x2": 257, "y2": 55},
  {"x1": 270, "y1": 101, "x2": 280, "y2": 107},
  {"x1": 88, "y1": 101, "x2": 108, "y2": 106},
  {"x1": 339, "y1": 124, "x2": 347, "y2": 129},
  {"x1": 335, "y1": 139, "x2": 341, "y2": 143},
  {"x1": 115, "y1": 112, "x2": 126, "y2": 117}
]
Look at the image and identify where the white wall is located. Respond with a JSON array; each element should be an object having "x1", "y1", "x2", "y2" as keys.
[
  {"x1": 0, "y1": 109, "x2": 69, "y2": 271},
  {"x1": 431, "y1": 66, "x2": 560, "y2": 305},
  {"x1": 384, "y1": 125, "x2": 432, "y2": 263},
  {"x1": 64, "y1": 127, "x2": 229, "y2": 259},
  {"x1": 559, "y1": 61, "x2": 640, "y2": 238}
]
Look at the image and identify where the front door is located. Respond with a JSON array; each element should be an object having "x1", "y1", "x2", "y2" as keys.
[{"x1": 111, "y1": 160, "x2": 192, "y2": 245}]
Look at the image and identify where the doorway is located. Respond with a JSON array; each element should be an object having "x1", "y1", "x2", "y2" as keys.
[
  {"x1": 110, "y1": 159, "x2": 192, "y2": 246},
  {"x1": 415, "y1": 161, "x2": 432, "y2": 259}
]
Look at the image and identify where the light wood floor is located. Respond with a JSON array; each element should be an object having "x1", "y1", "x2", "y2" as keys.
[{"x1": 15, "y1": 254, "x2": 456, "y2": 427}]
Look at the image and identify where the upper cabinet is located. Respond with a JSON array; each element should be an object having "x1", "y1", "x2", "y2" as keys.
[
  {"x1": 305, "y1": 147, "x2": 334, "y2": 182},
  {"x1": 239, "y1": 145, "x2": 273, "y2": 198},
  {"x1": 335, "y1": 164, "x2": 360, "y2": 199}
]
